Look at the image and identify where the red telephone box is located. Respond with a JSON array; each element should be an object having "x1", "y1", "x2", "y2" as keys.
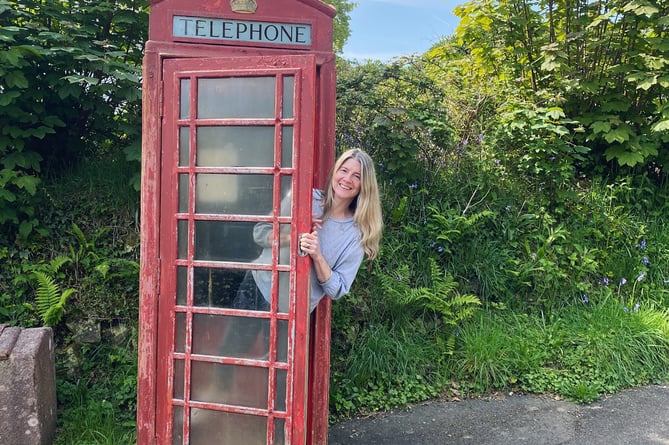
[{"x1": 138, "y1": 1, "x2": 337, "y2": 444}]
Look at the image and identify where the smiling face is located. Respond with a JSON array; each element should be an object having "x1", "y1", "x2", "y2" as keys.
[{"x1": 331, "y1": 158, "x2": 362, "y2": 203}]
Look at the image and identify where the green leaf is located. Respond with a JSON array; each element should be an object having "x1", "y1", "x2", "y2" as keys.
[
  {"x1": 4, "y1": 71, "x2": 29, "y2": 89},
  {"x1": 545, "y1": 107, "x2": 565, "y2": 120},
  {"x1": 0, "y1": 90, "x2": 21, "y2": 106},
  {"x1": 14, "y1": 175, "x2": 40, "y2": 195},
  {"x1": 0, "y1": 49, "x2": 23, "y2": 66},
  {"x1": 18, "y1": 220, "x2": 33, "y2": 239},
  {"x1": 591, "y1": 121, "x2": 611, "y2": 134},
  {"x1": 62, "y1": 75, "x2": 100, "y2": 85},
  {"x1": 604, "y1": 145, "x2": 645, "y2": 166},
  {"x1": 604, "y1": 128, "x2": 632, "y2": 144},
  {"x1": 651, "y1": 120, "x2": 669, "y2": 132}
]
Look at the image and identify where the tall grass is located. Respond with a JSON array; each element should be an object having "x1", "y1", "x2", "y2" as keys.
[{"x1": 454, "y1": 297, "x2": 669, "y2": 403}]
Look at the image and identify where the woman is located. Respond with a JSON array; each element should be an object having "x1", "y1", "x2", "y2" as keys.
[
  {"x1": 239, "y1": 148, "x2": 383, "y2": 313},
  {"x1": 298, "y1": 148, "x2": 383, "y2": 310}
]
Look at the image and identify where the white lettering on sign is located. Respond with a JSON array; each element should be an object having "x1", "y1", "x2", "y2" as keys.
[{"x1": 173, "y1": 16, "x2": 312, "y2": 46}]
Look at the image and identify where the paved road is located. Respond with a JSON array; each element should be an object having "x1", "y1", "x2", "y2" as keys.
[{"x1": 328, "y1": 384, "x2": 669, "y2": 445}]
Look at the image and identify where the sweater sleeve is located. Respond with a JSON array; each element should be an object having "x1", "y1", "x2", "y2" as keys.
[
  {"x1": 318, "y1": 241, "x2": 364, "y2": 301},
  {"x1": 253, "y1": 190, "x2": 293, "y2": 248}
]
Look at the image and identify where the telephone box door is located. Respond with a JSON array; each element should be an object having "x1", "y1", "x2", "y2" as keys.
[{"x1": 157, "y1": 55, "x2": 317, "y2": 445}]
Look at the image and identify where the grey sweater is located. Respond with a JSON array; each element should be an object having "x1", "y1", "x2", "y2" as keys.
[{"x1": 252, "y1": 189, "x2": 364, "y2": 312}]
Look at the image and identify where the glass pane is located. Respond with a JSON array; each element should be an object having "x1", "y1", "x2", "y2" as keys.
[
  {"x1": 198, "y1": 77, "x2": 275, "y2": 119},
  {"x1": 274, "y1": 418, "x2": 286, "y2": 445},
  {"x1": 278, "y1": 273, "x2": 290, "y2": 315},
  {"x1": 197, "y1": 126, "x2": 274, "y2": 167},
  {"x1": 173, "y1": 359, "x2": 184, "y2": 400},
  {"x1": 192, "y1": 314, "x2": 271, "y2": 357},
  {"x1": 194, "y1": 221, "x2": 262, "y2": 262},
  {"x1": 191, "y1": 362, "x2": 268, "y2": 409},
  {"x1": 275, "y1": 368, "x2": 287, "y2": 412},
  {"x1": 172, "y1": 406, "x2": 184, "y2": 445},
  {"x1": 231, "y1": 316, "x2": 269, "y2": 359},
  {"x1": 192, "y1": 314, "x2": 229, "y2": 355},
  {"x1": 180, "y1": 79, "x2": 190, "y2": 119},
  {"x1": 278, "y1": 224, "x2": 291, "y2": 266},
  {"x1": 179, "y1": 127, "x2": 189, "y2": 166},
  {"x1": 177, "y1": 266, "x2": 187, "y2": 306},
  {"x1": 178, "y1": 174, "x2": 189, "y2": 213},
  {"x1": 178, "y1": 220, "x2": 188, "y2": 259},
  {"x1": 193, "y1": 268, "x2": 245, "y2": 308},
  {"x1": 190, "y1": 409, "x2": 267, "y2": 445},
  {"x1": 175, "y1": 312, "x2": 186, "y2": 353},
  {"x1": 277, "y1": 319, "x2": 288, "y2": 362},
  {"x1": 281, "y1": 177, "x2": 292, "y2": 217},
  {"x1": 282, "y1": 76, "x2": 294, "y2": 118},
  {"x1": 281, "y1": 126, "x2": 293, "y2": 168},
  {"x1": 195, "y1": 174, "x2": 273, "y2": 215}
]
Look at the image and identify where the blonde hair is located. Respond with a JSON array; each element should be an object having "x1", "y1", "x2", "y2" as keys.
[{"x1": 322, "y1": 149, "x2": 383, "y2": 260}]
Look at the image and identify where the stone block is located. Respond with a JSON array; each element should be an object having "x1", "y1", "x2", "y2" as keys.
[{"x1": 0, "y1": 325, "x2": 57, "y2": 445}]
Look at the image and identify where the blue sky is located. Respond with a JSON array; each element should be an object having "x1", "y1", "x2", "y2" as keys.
[{"x1": 342, "y1": 0, "x2": 463, "y2": 61}]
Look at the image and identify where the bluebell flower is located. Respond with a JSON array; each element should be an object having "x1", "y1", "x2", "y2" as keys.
[
  {"x1": 624, "y1": 307, "x2": 629, "y2": 313},
  {"x1": 642, "y1": 256, "x2": 649, "y2": 266},
  {"x1": 437, "y1": 246, "x2": 444, "y2": 253},
  {"x1": 620, "y1": 277, "x2": 627, "y2": 286},
  {"x1": 504, "y1": 205, "x2": 512, "y2": 211},
  {"x1": 634, "y1": 303, "x2": 640, "y2": 312},
  {"x1": 640, "y1": 239, "x2": 647, "y2": 250},
  {"x1": 410, "y1": 182, "x2": 418, "y2": 189},
  {"x1": 581, "y1": 295, "x2": 589, "y2": 304},
  {"x1": 603, "y1": 277, "x2": 610, "y2": 286},
  {"x1": 637, "y1": 272, "x2": 645, "y2": 282},
  {"x1": 429, "y1": 242, "x2": 436, "y2": 248}
]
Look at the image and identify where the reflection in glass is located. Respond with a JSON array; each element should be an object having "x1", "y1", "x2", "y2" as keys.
[
  {"x1": 189, "y1": 408, "x2": 267, "y2": 445},
  {"x1": 281, "y1": 177, "x2": 292, "y2": 217},
  {"x1": 194, "y1": 221, "x2": 261, "y2": 262},
  {"x1": 198, "y1": 77, "x2": 275, "y2": 119},
  {"x1": 180, "y1": 79, "x2": 190, "y2": 119},
  {"x1": 197, "y1": 126, "x2": 274, "y2": 167},
  {"x1": 195, "y1": 174, "x2": 273, "y2": 215},
  {"x1": 193, "y1": 268, "x2": 244, "y2": 308},
  {"x1": 179, "y1": 127, "x2": 189, "y2": 166},
  {"x1": 281, "y1": 126, "x2": 293, "y2": 168},
  {"x1": 278, "y1": 224, "x2": 291, "y2": 266},
  {"x1": 282, "y1": 76, "x2": 294, "y2": 118}
]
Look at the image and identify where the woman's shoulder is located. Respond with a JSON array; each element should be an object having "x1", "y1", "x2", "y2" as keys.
[{"x1": 313, "y1": 188, "x2": 324, "y2": 200}]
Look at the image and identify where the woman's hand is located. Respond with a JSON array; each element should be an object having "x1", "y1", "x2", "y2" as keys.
[{"x1": 299, "y1": 230, "x2": 321, "y2": 258}]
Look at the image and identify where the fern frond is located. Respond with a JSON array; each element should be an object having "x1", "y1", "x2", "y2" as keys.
[
  {"x1": 48, "y1": 255, "x2": 72, "y2": 274},
  {"x1": 34, "y1": 271, "x2": 60, "y2": 316},
  {"x1": 33, "y1": 271, "x2": 76, "y2": 327}
]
